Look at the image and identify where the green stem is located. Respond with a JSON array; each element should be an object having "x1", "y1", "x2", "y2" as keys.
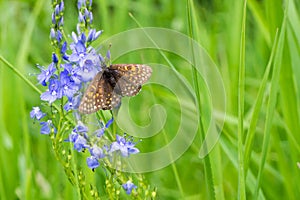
[{"x1": 0, "y1": 55, "x2": 42, "y2": 95}]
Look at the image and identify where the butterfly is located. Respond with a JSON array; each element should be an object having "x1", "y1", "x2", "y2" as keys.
[{"x1": 78, "y1": 64, "x2": 152, "y2": 114}]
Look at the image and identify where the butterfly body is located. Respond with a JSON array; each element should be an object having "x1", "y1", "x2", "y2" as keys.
[{"x1": 78, "y1": 64, "x2": 152, "y2": 114}]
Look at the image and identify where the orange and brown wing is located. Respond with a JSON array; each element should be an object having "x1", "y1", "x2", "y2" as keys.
[
  {"x1": 78, "y1": 71, "x2": 121, "y2": 114},
  {"x1": 108, "y1": 64, "x2": 152, "y2": 96}
]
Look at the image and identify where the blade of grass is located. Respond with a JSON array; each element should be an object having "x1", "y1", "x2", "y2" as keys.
[
  {"x1": 237, "y1": 0, "x2": 247, "y2": 199},
  {"x1": 15, "y1": 0, "x2": 46, "y2": 197},
  {"x1": 244, "y1": 30, "x2": 279, "y2": 174},
  {"x1": 187, "y1": 0, "x2": 217, "y2": 199},
  {"x1": 0, "y1": 55, "x2": 42, "y2": 95},
  {"x1": 253, "y1": 2, "x2": 287, "y2": 198},
  {"x1": 128, "y1": 14, "x2": 185, "y2": 198},
  {"x1": 220, "y1": 133, "x2": 266, "y2": 199},
  {"x1": 247, "y1": 0, "x2": 271, "y2": 46}
]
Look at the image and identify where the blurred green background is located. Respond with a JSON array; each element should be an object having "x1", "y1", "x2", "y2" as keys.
[{"x1": 1, "y1": 0, "x2": 300, "y2": 199}]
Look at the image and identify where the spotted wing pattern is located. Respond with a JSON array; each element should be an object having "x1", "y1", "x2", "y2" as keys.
[
  {"x1": 78, "y1": 72, "x2": 121, "y2": 114},
  {"x1": 109, "y1": 64, "x2": 152, "y2": 96},
  {"x1": 78, "y1": 64, "x2": 152, "y2": 114}
]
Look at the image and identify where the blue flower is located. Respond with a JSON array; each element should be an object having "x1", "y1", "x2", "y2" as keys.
[
  {"x1": 73, "y1": 134, "x2": 88, "y2": 152},
  {"x1": 60, "y1": 70, "x2": 80, "y2": 98},
  {"x1": 50, "y1": 28, "x2": 56, "y2": 40},
  {"x1": 51, "y1": 12, "x2": 56, "y2": 25},
  {"x1": 76, "y1": 51, "x2": 100, "y2": 82},
  {"x1": 69, "y1": 40, "x2": 86, "y2": 63},
  {"x1": 89, "y1": 145, "x2": 105, "y2": 159},
  {"x1": 56, "y1": 30, "x2": 63, "y2": 43},
  {"x1": 37, "y1": 63, "x2": 56, "y2": 86},
  {"x1": 65, "y1": 121, "x2": 90, "y2": 151},
  {"x1": 62, "y1": 63, "x2": 82, "y2": 85},
  {"x1": 109, "y1": 135, "x2": 140, "y2": 157},
  {"x1": 94, "y1": 118, "x2": 114, "y2": 137},
  {"x1": 40, "y1": 120, "x2": 56, "y2": 134},
  {"x1": 77, "y1": 0, "x2": 87, "y2": 9},
  {"x1": 69, "y1": 34, "x2": 101, "y2": 82},
  {"x1": 73, "y1": 121, "x2": 88, "y2": 133},
  {"x1": 86, "y1": 156, "x2": 99, "y2": 170},
  {"x1": 86, "y1": 145, "x2": 105, "y2": 170},
  {"x1": 66, "y1": 132, "x2": 89, "y2": 152},
  {"x1": 64, "y1": 95, "x2": 81, "y2": 111},
  {"x1": 52, "y1": 53, "x2": 58, "y2": 63},
  {"x1": 122, "y1": 181, "x2": 137, "y2": 195},
  {"x1": 87, "y1": 29, "x2": 102, "y2": 43},
  {"x1": 40, "y1": 78, "x2": 62, "y2": 103},
  {"x1": 58, "y1": 1, "x2": 64, "y2": 13},
  {"x1": 78, "y1": 12, "x2": 85, "y2": 23},
  {"x1": 61, "y1": 42, "x2": 69, "y2": 60},
  {"x1": 30, "y1": 107, "x2": 46, "y2": 120}
]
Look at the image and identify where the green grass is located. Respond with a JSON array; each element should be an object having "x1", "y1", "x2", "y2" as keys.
[{"x1": 1, "y1": 0, "x2": 300, "y2": 199}]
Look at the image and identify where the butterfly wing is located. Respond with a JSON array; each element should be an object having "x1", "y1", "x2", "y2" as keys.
[
  {"x1": 108, "y1": 64, "x2": 152, "y2": 96},
  {"x1": 78, "y1": 71, "x2": 121, "y2": 114},
  {"x1": 78, "y1": 64, "x2": 152, "y2": 114}
]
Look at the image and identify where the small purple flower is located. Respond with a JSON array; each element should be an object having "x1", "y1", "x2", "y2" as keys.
[
  {"x1": 69, "y1": 40, "x2": 86, "y2": 63},
  {"x1": 69, "y1": 34, "x2": 101, "y2": 82},
  {"x1": 61, "y1": 42, "x2": 69, "y2": 60},
  {"x1": 50, "y1": 28, "x2": 56, "y2": 40},
  {"x1": 30, "y1": 107, "x2": 46, "y2": 120},
  {"x1": 78, "y1": 12, "x2": 85, "y2": 23},
  {"x1": 40, "y1": 120, "x2": 56, "y2": 134},
  {"x1": 66, "y1": 131, "x2": 79, "y2": 143},
  {"x1": 94, "y1": 118, "x2": 114, "y2": 137},
  {"x1": 40, "y1": 78, "x2": 62, "y2": 103},
  {"x1": 89, "y1": 145, "x2": 105, "y2": 159},
  {"x1": 64, "y1": 95, "x2": 81, "y2": 111},
  {"x1": 86, "y1": 145, "x2": 105, "y2": 170},
  {"x1": 87, "y1": 29, "x2": 102, "y2": 42},
  {"x1": 73, "y1": 121, "x2": 88, "y2": 133},
  {"x1": 59, "y1": 1, "x2": 64, "y2": 13},
  {"x1": 60, "y1": 70, "x2": 80, "y2": 98},
  {"x1": 73, "y1": 134, "x2": 88, "y2": 152},
  {"x1": 77, "y1": 0, "x2": 86, "y2": 9},
  {"x1": 56, "y1": 30, "x2": 63, "y2": 43},
  {"x1": 88, "y1": 11, "x2": 93, "y2": 24},
  {"x1": 52, "y1": 53, "x2": 58, "y2": 63},
  {"x1": 109, "y1": 135, "x2": 140, "y2": 157},
  {"x1": 122, "y1": 181, "x2": 137, "y2": 195},
  {"x1": 66, "y1": 131, "x2": 89, "y2": 152},
  {"x1": 37, "y1": 63, "x2": 56, "y2": 86},
  {"x1": 58, "y1": 16, "x2": 64, "y2": 27},
  {"x1": 51, "y1": 13, "x2": 56, "y2": 25},
  {"x1": 54, "y1": 4, "x2": 60, "y2": 16},
  {"x1": 87, "y1": 156, "x2": 99, "y2": 169},
  {"x1": 62, "y1": 63, "x2": 82, "y2": 85}
]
